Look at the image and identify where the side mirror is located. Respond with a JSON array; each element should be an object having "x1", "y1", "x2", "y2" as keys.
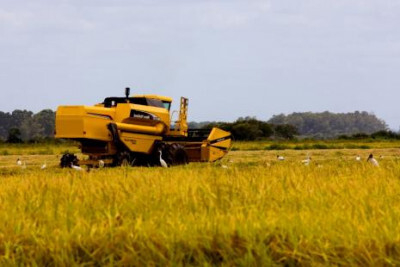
[{"x1": 125, "y1": 87, "x2": 130, "y2": 99}]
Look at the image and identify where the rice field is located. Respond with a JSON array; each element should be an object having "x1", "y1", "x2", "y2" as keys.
[{"x1": 1, "y1": 142, "x2": 400, "y2": 265}]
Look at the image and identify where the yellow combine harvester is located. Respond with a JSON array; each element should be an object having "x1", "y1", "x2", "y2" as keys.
[{"x1": 55, "y1": 88, "x2": 232, "y2": 167}]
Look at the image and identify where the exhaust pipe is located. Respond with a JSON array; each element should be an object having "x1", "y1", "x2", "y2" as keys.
[{"x1": 125, "y1": 87, "x2": 130, "y2": 100}]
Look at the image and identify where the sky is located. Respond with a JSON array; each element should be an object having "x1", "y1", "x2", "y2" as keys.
[{"x1": 1, "y1": 0, "x2": 400, "y2": 129}]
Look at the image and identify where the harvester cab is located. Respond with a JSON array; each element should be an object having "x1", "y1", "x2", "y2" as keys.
[{"x1": 55, "y1": 88, "x2": 232, "y2": 167}]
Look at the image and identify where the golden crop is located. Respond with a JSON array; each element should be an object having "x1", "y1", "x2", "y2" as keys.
[{"x1": 1, "y1": 144, "x2": 400, "y2": 265}]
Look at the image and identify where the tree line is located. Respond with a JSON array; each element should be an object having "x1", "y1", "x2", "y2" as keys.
[
  {"x1": 190, "y1": 111, "x2": 390, "y2": 140},
  {"x1": 339, "y1": 130, "x2": 400, "y2": 140},
  {"x1": 0, "y1": 110, "x2": 55, "y2": 143},
  {"x1": 0, "y1": 109, "x2": 393, "y2": 143},
  {"x1": 190, "y1": 117, "x2": 298, "y2": 140},
  {"x1": 267, "y1": 111, "x2": 387, "y2": 138}
]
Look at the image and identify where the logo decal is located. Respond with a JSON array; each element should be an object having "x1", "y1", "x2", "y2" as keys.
[{"x1": 130, "y1": 110, "x2": 160, "y2": 121}]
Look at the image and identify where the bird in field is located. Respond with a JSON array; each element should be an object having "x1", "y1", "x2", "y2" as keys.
[
  {"x1": 221, "y1": 164, "x2": 229, "y2": 169},
  {"x1": 355, "y1": 155, "x2": 361, "y2": 161},
  {"x1": 70, "y1": 162, "x2": 83, "y2": 171},
  {"x1": 302, "y1": 155, "x2": 311, "y2": 166},
  {"x1": 367, "y1": 154, "x2": 379, "y2": 167},
  {"x1": 98, "y1": 160, "x2": 105, "y2": 168},
  {"x1": 159, "y1": 150, "x2": 168, "y2": 168},
  {"x1": 41, "y1": 162, "x2": 47, "y2": 169},
  {"x1": 277, "y1": 155, "x2": 285, "y2": 161},
  {"x1": 17, "y1": 158, "x2": 26, "y2": 169}
]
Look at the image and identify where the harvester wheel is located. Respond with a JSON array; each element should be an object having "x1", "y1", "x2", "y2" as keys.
[
  {"x1": 114, "y1": 151, "x2": 135, "y2": 167},
  {"x1": 60, "y1": 153, "x2": 79, "y2": 168},
  {"x1": 167, "y1": 144, "x2": 189, "y2": 166}
]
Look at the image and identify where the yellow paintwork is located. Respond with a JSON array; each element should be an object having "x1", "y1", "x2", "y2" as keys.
[
  {"x1": 207, "y1": 128, "x2": 230, "y2": 141},
  {"x1": 55, "y1": 93, "x2": 231, "y2": 163},
  {"x1": 56, "y1": 104, "x2": 169, "y2": 139},
  {"x1": 203, "y1": 128, "x2": 232, "y2": 162},
  {"x1": 114, "y1": 103, "x2": 170, "y2": 128},
  {"x1": 55, "y1": 106, "x2": 112, "y2": 141},
  {"x1": 167, "y1": 127, "x2": 232, "y2": 162},
  {"x1": 168, "y1": 97, "x2": 188, "y2": 137},
  {"x1": 119, "y1": 132, "x2": 162, "y2": 154},
  {"x1": 115, "y1": 122, "x2": 166, "y2": 135}
]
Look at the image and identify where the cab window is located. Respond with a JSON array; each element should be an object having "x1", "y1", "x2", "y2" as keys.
[
  {"x1": 146, "y1": 98, "x2": 164, "y2": 108},
  {"x1": 162, "y1": 101, "x2": 171, "y2": 111}
]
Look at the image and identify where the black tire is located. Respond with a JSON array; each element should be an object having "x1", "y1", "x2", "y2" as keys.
[
  {"x1": 114, "y1": 151, "x2": 135, "y2": 167},
  {"x1": 169, "y1": 144, "x2": 189, "y2": 166},
  {"x1": 158, "y1": 143, "x2": 188, "y2": 166},
  {"x1": 60, "y1": 153, "x2": 79, "y2": 168}
]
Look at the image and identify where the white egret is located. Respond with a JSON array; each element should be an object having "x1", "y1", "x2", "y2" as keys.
[
  {"x1": 98, "y1": 160, "x2": 105, "y2": 168},
  {"x1": 277, "y1": 155, "x2": 285, "y2": 161},
  {"x1": 41, "y1": 162, "x2": 47, "y2": 169},
  {"x1": 367, "y1": 154, "x2": 379, "y2": 167},
  {"x1": 159, "y1": 150, "x2": 168, "y2": 168},
  {"x1": 70, "y1": 162, "x2": 83, "y2": 171},
  {"x1": 302, "y1": 156, "x2": 311, "y2": 166}
]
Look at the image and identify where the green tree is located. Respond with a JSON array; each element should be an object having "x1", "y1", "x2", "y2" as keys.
[
  {"x1": 202, "y1": 117, "x2": 284, "y2": 141},
  {"x1": 231, "y1": 122, "x2": 261, "y2": 140},
  {"x1": 0, "y1": 111, "x2": 12, "y2": 140},
  {"x1": 274, "y1": 124, "x2": 298, "y2": 139},
  {"x1": 20, "y1": 117, "x2": 44, "y2": 141},
  {"x1": 11, "y1": 110, "x2": 33, "y2": 128},
  {"x1": 34, "y1": 109, "x2": 55, "y2": 137},
  {"x1": 7, "y1": 128, "x2": 22, "y2": 143}
]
